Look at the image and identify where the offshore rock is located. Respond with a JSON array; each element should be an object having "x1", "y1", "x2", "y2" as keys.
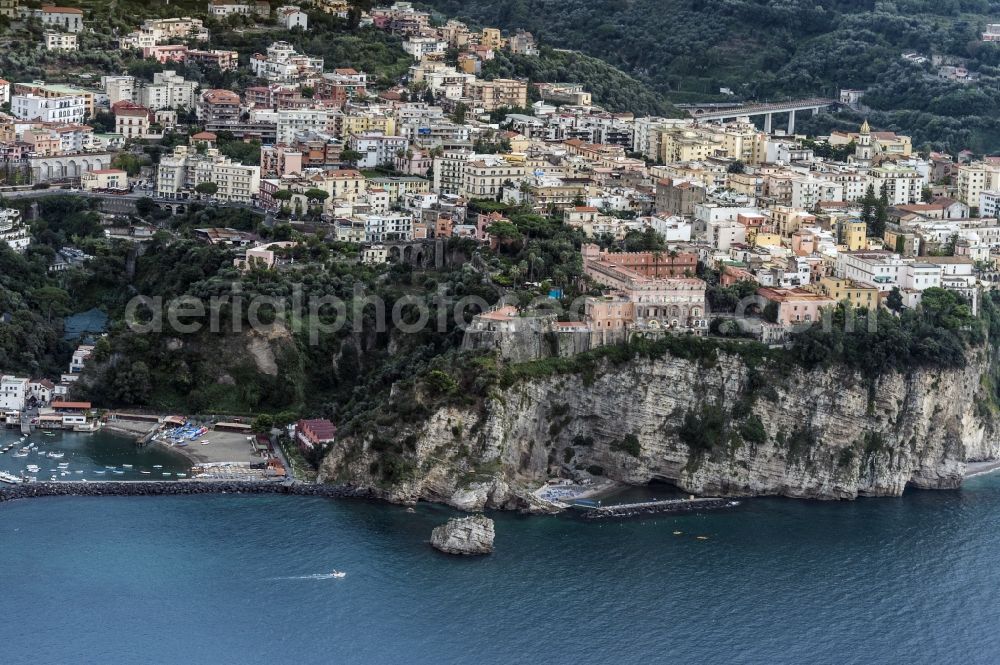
[{"x1": 430, "y1": 515, "x2": 495, "y2": 555}]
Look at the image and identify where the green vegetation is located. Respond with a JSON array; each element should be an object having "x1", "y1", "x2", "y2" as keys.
[
  {"x1": 612, "y1": 433, "x2": 641, "y2": 457},
  {"x1": 422, "y1": 0, "x2": 1000, "y2": 150},
  {"x1": 481, "y1": 48, "x2": 679, "y2": 117}
]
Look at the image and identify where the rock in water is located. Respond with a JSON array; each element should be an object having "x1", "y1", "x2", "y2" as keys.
[{"x1": 430, "y1": 515, "x2": 495, "y2": 555}]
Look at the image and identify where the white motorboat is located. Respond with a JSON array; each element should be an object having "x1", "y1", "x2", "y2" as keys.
[
  {"x1": 0, "y1": 471, "x2": 22, "y2": 485},
  {"x1": 47, "y1": 452, "x2": 64, "y2": 459},
  {"x1": 330, "y1": 570, "x2": 346, "y2": 579}
]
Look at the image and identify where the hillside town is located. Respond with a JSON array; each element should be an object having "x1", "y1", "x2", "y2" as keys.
[{"x1": 0, "y1": 1, "x2": 996, "y2": 392}]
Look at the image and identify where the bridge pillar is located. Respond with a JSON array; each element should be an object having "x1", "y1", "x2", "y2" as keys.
[
  {"x1": 787, "y1": 109, "x2": 796, "y2": 135},
  {"x1": 812, "y1": 107, "x2": 819, "y2": 116},
  {"x1": 763, "y1": 113, "x2": 772, "y2": 134}
]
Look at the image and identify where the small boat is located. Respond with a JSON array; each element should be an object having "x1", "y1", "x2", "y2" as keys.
[
  {"x1": 122, "y1": 464, "x2": 133, "y2": 469},
  {"x1": 47, "y1": 452, "x2": 64, "y2": 459},
  {"x1": 200, "y1": 441, "x2": 210, "y2": 445},
  {"x1": 105, "y1": 466, "x2": 116, "y2": 469},
  {"x1": 75, "y1": 470, "x2": 83, "y2": 474},
  {"x1": 162, "y1": 472, "x2": 172, "y2": 477},
  {"x1": 44, "y1": 432, "x2": 55, "y2": 437},
  {"x1": 176, "y1": 473, "x2": 187, "y2": 478},
  {"x1": 112, "y1": 470, "x2": 125, "y2": 475},
  {"x1": 330, "y1": 570, "x2": 346, "y2": 579},
  {"x1": 94, "y1": 470, "x2": 106, "y2": 475},
  {"x1": 696, "y1": 536, "x2": 709, "y2": 541},
  {"x1": 140, "y1": 470, "x2": 151, "y2": 475},
  {"x1": 673, "y1": 531, "x2": 683, "y2": 535},
  {"x1": 11, "y1": 452, "x2": 27, "y2": 458},
  {"x1": 153, "y1": 465, "x2": 163, "y2": 469},
  {"x1": 49, "y1": 475, "x2": 56, "y2": 481},
  {"x1": 26, "y1": 465, "x2": 40, "y2": 473}
]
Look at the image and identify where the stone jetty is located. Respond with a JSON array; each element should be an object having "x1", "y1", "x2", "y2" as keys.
[{"x1": 0, "y1": 480, "x2": 372, "y2": 504}]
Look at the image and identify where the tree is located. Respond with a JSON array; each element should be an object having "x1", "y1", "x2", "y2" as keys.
[
  {"x1": 304, "y1": 188, "x2": 329, "y2": 204},
  {"x1": 340, "y1": 149, "x2": 362, "y2": 166},
  {"x1": 452, "y1": 102, "x2": 468, "y2": 124},
  {"x1": 886, "y1": 287, "x2": 904, "y2": 313},
  {"x1": 29, "y1": 286, "x2": 70, "y2": 323},
  {"x1": 870, "y1": 185, "x2": 889, "y2": 239},
  {"x1": 135, "y1": 197, "x2": 156, "y2": 218},
  {"x1": 860, "y1": 183, "x2": 876, "y2": 232},
  {"x1": 727, "y1": 160, "x2": 746, "y2": 174},
  {"x1": 194, "y1": 182, "x2": 219, "y2": 197},
  {"x1": 251, "y1": 414, "x2": 275, "y2": 433}
]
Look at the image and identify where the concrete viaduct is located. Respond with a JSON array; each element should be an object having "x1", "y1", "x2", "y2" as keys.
[{"x1": 684, "y1": 97, "x2": 838, "y2": 134}]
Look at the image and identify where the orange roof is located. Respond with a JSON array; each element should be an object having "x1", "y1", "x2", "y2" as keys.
[
  {"x1": 51, "y1": 401, "x2": 92, "y2": 409},
  {"x1": 42, "y1": 6, "x2": 84, "y2": 14},
  {"x1": 89, "y1": 169, "x2": 126, "y2": 174},
  {"x1": 191, "y1": 131, "x2": 217, "y2": 140}
]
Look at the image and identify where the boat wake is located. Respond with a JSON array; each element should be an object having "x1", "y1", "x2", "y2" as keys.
[{"x1": 267, "y1": 572, "x2": 346, "y2": 581}]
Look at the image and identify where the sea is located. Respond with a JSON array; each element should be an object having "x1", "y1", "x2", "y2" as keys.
[{"x1": 4, "y1": 451, "x2": 1000, "y2": 663}]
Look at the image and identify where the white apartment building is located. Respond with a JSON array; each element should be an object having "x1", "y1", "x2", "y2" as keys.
[
  {"x1": 868, "y1": 165, "x2": 921, "y2": 206},
  {"x1": 980, "y1": 191, "x2": 1000, "y2": 219},
  {"x1": 364, "y1": 213, "x2": 414, "y2": 242},
  {"x1": 276, "y1": 108, "x2": 335, "y2": 143},
  {"x1": 250, "y1": 41, "x2": 323, "y2": 82},
  {"x1": 138, "y1": 70, "x2": 197, "y2": 110},
  {"x1": 156, "y1": 145, "x2": 261, "y2": 204},
  {"x1": 0, "y1": 376, "x2": 28, "y2": 411},
  {"x1": 348, "y1": 133, "x2": 409, "y2": 169},
  {"x1": 38, "y1": 5, "x2": 83, "y2": 32},
  {"x1": 278, "y1": 5, "x2": 308, "y2": 29},
  {"x1": 958, "y1": 162, "x2": 1000, "y2": 209},
  {"x1": 11, "y1": 94, "x2": 86, "y2": 124},
  {"x1": 461, "y1": 156, "x2": 528, "y2": 199},
  {"x1": 835, "y1": 251, "x2": 905, "y2": 291},
  {"x1": 790, "y1": 175, "x2": 844, "y2": 210},
  {"x1": 44, "y1": 31, "x2": 78, "y2": 51},
  {"x1": 900, "y1": 262, "x2": 943, "y2": 291},
  {"x1": 119, "y1": 17, "x2": 209, "y2": 49},
  {"x1": 102, "y1": 75, "x2": 136, "y2": 104},
  {"x1": 402, "y1": 36, "x2": 447, "y2": 59}
]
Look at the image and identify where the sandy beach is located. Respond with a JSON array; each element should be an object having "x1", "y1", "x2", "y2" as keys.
[{"x1": 965, "y1": 460, "x2": 1000, "y2": 478}]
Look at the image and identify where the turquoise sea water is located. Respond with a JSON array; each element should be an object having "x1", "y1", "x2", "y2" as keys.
[
  {"x1": 0, "y1": 430, "x2": 190, "y2": 480},
  {"x1": 5, "y1": 475, "x2": 1000, "y2": 664}
]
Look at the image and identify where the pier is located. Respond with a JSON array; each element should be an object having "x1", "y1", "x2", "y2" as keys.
[{"x1": 576, "y1": 497, "x2": 737, "y2": 519}]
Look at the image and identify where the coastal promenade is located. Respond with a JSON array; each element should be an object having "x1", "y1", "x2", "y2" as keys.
[{"x1": 0, "y1": 480, "x2": 371, "y2": 504}]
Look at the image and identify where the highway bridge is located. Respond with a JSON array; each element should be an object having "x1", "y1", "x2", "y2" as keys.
[{"x1": 683, "y1": 97, "x2": 839, "y2": 134}]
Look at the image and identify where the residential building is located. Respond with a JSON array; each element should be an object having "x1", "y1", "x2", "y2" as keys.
[
  {"x1": 294, "y1": 418, "x2": 336, "y2": 451},
  {"x1": 198, "y1": 88, "x2": 241, "y2": 126},
  {"x1": 12, "y1": 81, "x2": 94, "y2": 118},
  {"x1": 464, "y1": 78, "x2": 528, "y2": 112},
  {"x1": 868, "y1": 165, "x2": 922, "y2": 206},
  {"x1": 38, "y1": 5, "x2": 84, "y2": 32},
  {"x1": 44, "y1": 31, "x2": 77, "y2": 51},
  {"x1": 138, "y1": 70, "x2": 197, "y2": 110},
  {"x1": 11, "y1": 94, "x2": 86, "y2": 124},
  {"x1": 156, "y1": 145, "x2": 261, "y2": 204},
  {"x1": 113, "y1": 102, "x2": 153, "y2": 139},
  {"x1": 277, "y1": 5, "x2": 307, "y2": 29},
  {"x1": 81, "y1": 169, "x2": 128, "y2": 191},
  {"x1": 815, "y1": 277, "x2": 879, "y2": 311},
  {"x1": 461, "y1": 156, "x2": 527, "y2": 198},
  {"x1": 348, "y1": 132, "x2": 408, "y2": 169},
  {"x1": 757, "y1": 287, "x2": 836, "y2": 327},
  {"x1": 102, "y1": 75, "x2": 136, "y2": 105},
  {"x1": 0, "y1": 375, "x2": 28, "y2": 411},
  {"x1": 958, "y1": 162, "x2": 1000, "y2": 209},
  {"x1": 835, "y1": 251, "x2": 905, "y2": 291}
]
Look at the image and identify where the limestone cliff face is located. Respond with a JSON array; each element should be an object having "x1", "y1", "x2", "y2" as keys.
[{"x1": 318, "y1": 350, "x2": 1000, "y2": 510}]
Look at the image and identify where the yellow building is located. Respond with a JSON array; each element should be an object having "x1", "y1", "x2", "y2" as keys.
[
  {"x1": 753, "y1": 233, "x2": 782, "y2": 248},
  {"x1": 480, "y1": 28, "x2": 505, "y2": 50},
  {"x1": 841, "y1": 220, "x2": 866, "y2": 251},
  {"x1": 338, "y1": 114, "x2": 396, "y2": 140},
  {"x1": 817, "y1": 277, "x2": 879, "y2": 311}
]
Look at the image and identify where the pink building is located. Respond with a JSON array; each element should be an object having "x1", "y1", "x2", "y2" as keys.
[{"x1": 757, "y1": 287, "x2": 835, "y2": 326}]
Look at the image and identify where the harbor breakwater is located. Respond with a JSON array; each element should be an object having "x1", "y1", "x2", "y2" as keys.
[{"x1": 0, "y1": 481, "x2": 373, "y2": 504}]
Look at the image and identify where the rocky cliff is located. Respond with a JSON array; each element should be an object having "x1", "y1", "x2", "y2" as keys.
[{"x1": 318, "y1": 348, "x2": 1000, "y2": 511}]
